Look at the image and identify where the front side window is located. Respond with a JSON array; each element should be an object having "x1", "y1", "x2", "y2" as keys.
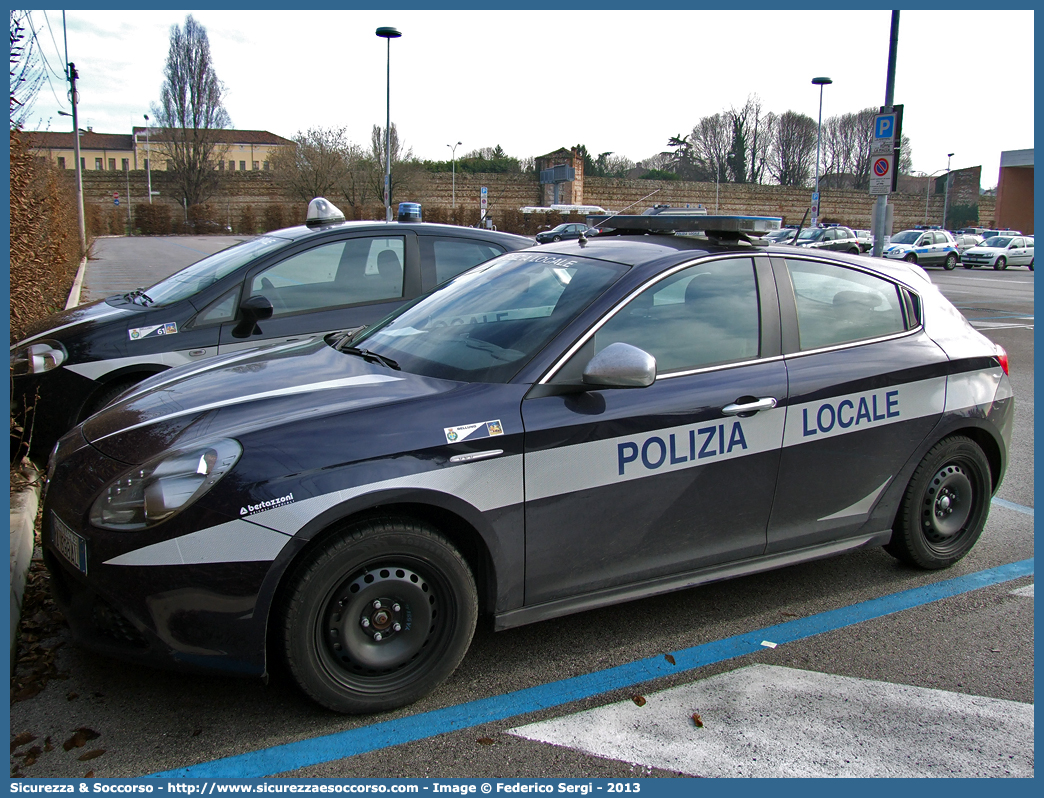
[
  {"x1": 786, "y1": 259, "x2": 908, "y2": 350},
  {"x1": 353, "y1": 252, "x2": 628, "y2": 383},
  {"x1": 250, "y1": 237, "x2": 405, "y2": 317},
  {"x1": 591, "y1": 258, "x2": 761, "y2": 373}
]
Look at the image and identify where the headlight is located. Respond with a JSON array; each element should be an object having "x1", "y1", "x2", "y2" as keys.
[
  {"x1": 10, "y1": 340, "x2": 67, "y2": 375},
  {"x1": 90, "y1": 439, "x2": 242, "y2": 530}
]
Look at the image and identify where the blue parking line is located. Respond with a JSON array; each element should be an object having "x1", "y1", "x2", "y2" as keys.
[
  {"x1": 150, "y1": 558, "x2": 1034, "y2": 779},
  {"x1": 992, "y1": 497, "x2": 1034, "y2": 516}
]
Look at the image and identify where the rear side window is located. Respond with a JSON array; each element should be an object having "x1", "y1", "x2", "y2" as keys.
[
  {"x1": 431, "y1": 237, "x2": 506, "y2": 284},
  {"x1": 786, "y1": 259, "x2": 907, "y2": 350}
]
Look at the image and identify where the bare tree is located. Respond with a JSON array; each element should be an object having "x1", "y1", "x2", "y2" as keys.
[
  {"x1": 269, "y1": 126, "x2": 365, "y2": 204},
  {"x1": 151, "y1": 14, "x2": 231, "y2": 207},
  {"x1": 368, "y1": 123, "x2": 416, "y2": 208},
  {"x1": 767, "y1": 111, "x2": 817, "y2": 187},
  {"x1": 10, "y1": 11, "x2": 45, "y2": 129}
]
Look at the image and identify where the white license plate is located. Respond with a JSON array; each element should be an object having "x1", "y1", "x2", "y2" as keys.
[{"x1": 52, "y1": 514, "x2": 88, "y2": 575}]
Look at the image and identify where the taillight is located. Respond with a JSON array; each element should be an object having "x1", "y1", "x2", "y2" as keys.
[{"x1": 997, "y1": 347, "x2": 1009, "y2": 375}]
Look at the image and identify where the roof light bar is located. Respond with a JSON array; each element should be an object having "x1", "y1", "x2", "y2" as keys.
[
  {"x1": 587, "y1": 213, "x2": 783, "y2": 235},
  {"x1": 305, "y1": 197, "x2": 347, "y2": 227}
]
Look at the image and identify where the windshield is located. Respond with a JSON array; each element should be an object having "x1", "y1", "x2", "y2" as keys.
[
  {"x1": 890, "y1": 230, "x2": 922, "y2": 245},
  {"x1": 795, "y1": 228, "x2": 823, "y2": 241},
  {"x1": 136, "y1": 236, "x2": 287, "y2": 306},
  {"x1": 349, "y1": 251, "x2": 629, "y2": 383},
  {"x1": 982, "y1": 237, "x2": 1012, "y2": 248}
]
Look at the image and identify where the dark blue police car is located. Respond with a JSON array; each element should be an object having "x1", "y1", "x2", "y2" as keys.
[
  {"x1": 12, "y1": 199, "x2": 531, "y2": 456},
  {"x1": 42, "y1": 212, "x2": 1012, "y2": 714}
]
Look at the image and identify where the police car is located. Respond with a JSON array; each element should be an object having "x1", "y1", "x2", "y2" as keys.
[
  {"x1": 881, "y1": 228, "x2": 960, "y2": 269},
  {"x1": 11, "y1": 199, "x2": 531, "y2": 456},
  {"x1": 42, "y1": 212, "x2": 1012, "y2": 714}
]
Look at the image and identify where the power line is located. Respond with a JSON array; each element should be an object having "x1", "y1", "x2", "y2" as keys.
[{"x1": 23, "y1": 11, "x2": 69, "y2": 113}]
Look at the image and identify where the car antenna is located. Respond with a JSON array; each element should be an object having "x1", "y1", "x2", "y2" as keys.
[
  {"x1": 788, "y1": 207, "x2": 811, "y2": 244},
  {"x1": 578, "y1": 189, "x2": 662, "y2": 245}
]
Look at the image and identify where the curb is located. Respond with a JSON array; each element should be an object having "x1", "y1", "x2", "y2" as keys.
[
  {"x1": 10, "y1": 464, "x2": 41, "y2": 657},
  {"x1": 65, "y1": 255, "x2": 88, "y2": 309}
]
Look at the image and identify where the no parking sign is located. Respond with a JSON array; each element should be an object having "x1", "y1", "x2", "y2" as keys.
[{"x1": 869, "y1": 154, "x2": 894, "y2": 195}]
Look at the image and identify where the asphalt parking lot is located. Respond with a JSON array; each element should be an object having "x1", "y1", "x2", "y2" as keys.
[{"x1": 10, "y1": 240, "x2": 1034, "y2": 779}]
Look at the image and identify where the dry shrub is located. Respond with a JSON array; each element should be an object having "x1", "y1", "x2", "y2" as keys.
[
  {"x1": 237, "y1": 205, "x2": 258, "y2": 234},
  {"x1": 9, "y1": 131, "x2": 83, "y2": 342},
  {"x1": 134, "y1": 203, "x2": 172, "y2": 235},
  {"x1": 262, "y1": 204, "x2": 286, "y2": 232}
]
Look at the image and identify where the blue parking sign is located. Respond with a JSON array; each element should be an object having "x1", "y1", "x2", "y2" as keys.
[{"x1": 875, "y1": 114, "x2": 895, "y2": 139}]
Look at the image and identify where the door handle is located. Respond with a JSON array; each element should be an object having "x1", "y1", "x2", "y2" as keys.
[{"x1": 722, "y1": 397, "x2": 778, "y2": 416}]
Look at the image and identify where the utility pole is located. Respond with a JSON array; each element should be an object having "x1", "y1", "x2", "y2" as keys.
[
  {"x1": 68, "y1": 62, "x2": 86, "y2": 258},
  {"x1": 871, "y1": 11, "x2": 900, "y2": 258}
]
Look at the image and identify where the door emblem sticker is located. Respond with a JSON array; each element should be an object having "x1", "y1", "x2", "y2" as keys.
[
  {"x1": 129, "y1": 322, "x2": 178, "y2": 340},
  {"x1": 444, "y1": 420, "x2": 504, "y2": 444}
]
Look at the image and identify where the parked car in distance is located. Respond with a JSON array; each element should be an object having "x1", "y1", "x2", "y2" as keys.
[
  {"x1": 979, "y1": 229, "x2": 1021, "y2": 240},
  {"x1": 11, "y1": 198, "x2": 532, "y2": 457},
  {"x1": 535, "y1": 223, "x2": 592, "y2": 244},
  {"x1": 960, "y1": 235, "x2": 1034, "y2": 270},
  {"x1": 763, "y1": 228, "x2": 800, "y2": 244},
  {"x1": 791, "y1": 225, "x2": 862, "y2": 254},
  {"x1": 42, "y1": 212, "x2": 1011, "y2": 715},
  {"x1": 882, "y1": 229, "x2": 960, "y2": 269},
  {"x1": 953, "y1": 234, "x2": 985, "y2": 256},
  {"x1": 855, "y1": 230, "x2": 874, "y2": 253}
]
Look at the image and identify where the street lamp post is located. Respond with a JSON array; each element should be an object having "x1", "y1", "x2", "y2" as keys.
[
  {"x1": 376, "y1": 26, "x2": 401, "y2": 223},
  {"x1": 144, "y1": 114, "x2": 152, "y2": 205},
  {"x1": 447, "y1": 141, "x2": 462, "y2": 210},
  {"x1": 811, "y1": 76, "x2": 832, "y2": 228},
  {"x1": 942, "y1": 152, "x2": 954, "y2": 230}
]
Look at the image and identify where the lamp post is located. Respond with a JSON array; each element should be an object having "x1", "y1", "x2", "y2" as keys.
[
  {"x1": 447, "y1": 141, "x2": 461, "y2": 210},
  {"x1": 811, "y1": 76, "x2": 832, "y2": 228},
  {"x1": 942, "y1": 152, "x2": 954, "y2": 230},
  {"x1": 921, "y1": 168, "x2": 947, "y2": 226},
  {"x1": 376, "y1": 26, "x2": 401, "y2": 223},
  {"x1": 58, "y1": 106, "x2": 86, "y2": 258},
  {"x1": 144, "y1": 113, "x2": 152, "y2": 205}
]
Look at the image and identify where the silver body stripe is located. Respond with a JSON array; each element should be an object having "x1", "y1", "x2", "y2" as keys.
[
  {"x1": 12, "y1": 308, "x2": 127, "y2": 348},
  {"x1": 67, "y1": 349, "x2": 210, "y2": 380},
  {"x1": 94, "y1": 374, "x2": 402, "y2": 442},
  {"x1": 944, "y1": 367, "x2": 1005, "y2": 413},
  {"x1": 104, "y1": 368, "x2": 1007, "y2": 567},
  {"x1": 104, "y1": 520, "x2": 292, "y2": 567},
  {"x1": 818, "y1": 479, "x2": 891, "y2": 522},
  {"x1": 781, "y1": 377, "x2": 946, "y2": 448},
  {"x1": 107, "y1": 455, "x2": 524, "y2": 566},
  {"x1": 526, "y1": 407, "x2": 786, "y2": 502}
]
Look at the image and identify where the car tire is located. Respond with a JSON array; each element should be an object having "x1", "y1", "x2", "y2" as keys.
[
  {"x1": 885, "y1": 436, "x2": 992, "y2": 570},
  {"x1": 552, "y1": 235, "x2": 562, "y2": 242},
  {"x1": 80, "y1": 376, "x2": 148, "y2": 421},
  {"x1": 904, "y1": 253, "x2": 918, "y2": 264},
  {"x1": 1028, "y1": 259, "x2": 1034, "y2": 271},
  {"x1": 994, "y1": 257, "x2": 1007, "y2": 271},
  {"x1": 943, "y1": 252, "x2": 958, "y2": 270},
  {"x1": 279, "y1": 517, "x2": 478, "y2": 714},
  {"x1": 848, "y1": 247, "x2": 860, "y2": 255}
]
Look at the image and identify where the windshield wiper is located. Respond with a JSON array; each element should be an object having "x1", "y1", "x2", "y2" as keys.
[
  {"x1": 122, "y1": 288, "x2": 155, "y2": 307},
  {"x1": 341, "y1": 346, "x2": 400, "y2": 370}
]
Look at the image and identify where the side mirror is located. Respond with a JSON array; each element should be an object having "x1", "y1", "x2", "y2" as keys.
[
  {"x1": 231, "y1": 295, "x2": 274, "y2": 339},
  {"x1": 582, "y1": 342, "x2": 656, "y2": 388}
]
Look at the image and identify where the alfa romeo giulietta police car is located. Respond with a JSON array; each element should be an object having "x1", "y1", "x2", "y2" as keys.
[
  {"x1": 42, "y1": 212, "x2": 1012, "y2": 714},
  {"x1": 12, "y1": 199, "x2": 530, "y2": 456}
]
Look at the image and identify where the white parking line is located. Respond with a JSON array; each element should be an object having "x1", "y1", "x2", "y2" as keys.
[
  {"x1": 1010, "y1": 584, "x2": 1034, "y2": 598},
  {"x1": 508, "y1": 665, "x2": 1033, "y2": 777}
]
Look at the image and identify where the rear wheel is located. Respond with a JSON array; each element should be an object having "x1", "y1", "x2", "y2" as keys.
[
  {"x1": 994, "y1": 257, "x2": 1007, "y2": 270},
  {"x1": 943, "y1": 252, "x2": 958, "y2": 270},
  {"x1": 885, "y1": 436, "x2": 992, "y2": 569},
  {"x1": 280, "y1": 517, "x2": 478, "y2": 713}
]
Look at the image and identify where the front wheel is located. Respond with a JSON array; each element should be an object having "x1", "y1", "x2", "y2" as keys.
[
  {"x1": 943, "y1": 252, "x2": 958, "y2": 270},
  {"x1": 552, "y1": 235, "x2": 562, "y2": 242},
  {"x1": 994, "y1": 257, "x2": 1007, "y2": 270},
  {"x1": 280, "y1": 518, "x2": 478, "y2": 713},
  {"x1": 904, "y1": 253, "x2": 918, "y2": 264},
  {"x1": 885, "y1": 436, "x2": 992, "y2": 569}
]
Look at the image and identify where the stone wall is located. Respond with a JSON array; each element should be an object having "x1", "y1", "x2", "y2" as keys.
[{"x1": 80, "y1": 169, "x2": 995, "y2": 235}]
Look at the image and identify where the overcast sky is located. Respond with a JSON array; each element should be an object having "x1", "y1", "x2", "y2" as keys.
[{"x1": 23, "y1": 9, "x2": 1034, "y2": 188}]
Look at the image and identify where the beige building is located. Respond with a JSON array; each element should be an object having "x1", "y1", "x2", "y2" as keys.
[{"x1": 29, "y1": 127, "x2": 293, "y2": 172}]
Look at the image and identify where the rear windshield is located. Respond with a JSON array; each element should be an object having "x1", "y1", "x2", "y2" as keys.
[
  {"x1": 139, "y1": 236, "x2": 286, "y2": 306},
  {"x1": 351, "y1": 252, "x2": 629, "y2": 383}
]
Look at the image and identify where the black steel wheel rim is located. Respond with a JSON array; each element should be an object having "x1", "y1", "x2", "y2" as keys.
[
  {"x1": 315, "y1": 557, "x2": 450, "y2": 694},
  {"x1": 920, "y1": 462, "x2": 976, "y2": 550}
]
